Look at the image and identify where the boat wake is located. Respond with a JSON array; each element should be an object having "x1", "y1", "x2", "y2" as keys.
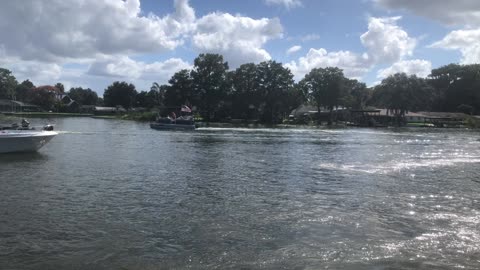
[{"x1": 317, "y1": 157, "x2": 480, "y2": 175}]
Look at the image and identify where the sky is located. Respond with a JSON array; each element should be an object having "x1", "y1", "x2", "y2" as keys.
[{"x1": 0, "y1": 0, "x2": 479, "y2": 94}]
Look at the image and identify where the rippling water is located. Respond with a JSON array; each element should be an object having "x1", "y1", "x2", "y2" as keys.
[{"x1": 1, "y1": 118, "x2": 479, "y2": 269}]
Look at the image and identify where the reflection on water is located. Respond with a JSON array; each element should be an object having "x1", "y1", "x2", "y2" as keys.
[
  {"x1": 0, "y1": 152, "x2": 48, "y2": 163},
  {"x1": 1, "y1": 118, "x2": 480, "y2": 269}
]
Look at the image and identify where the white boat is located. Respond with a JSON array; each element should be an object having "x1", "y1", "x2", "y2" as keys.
[{"x1": 0, "y1": 130, "x2": 57, "y2": 153}]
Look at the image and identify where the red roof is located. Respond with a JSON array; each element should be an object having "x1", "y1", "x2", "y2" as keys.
[{"x1": 33, "y1": 85, "x2": 62, "y2": 94}]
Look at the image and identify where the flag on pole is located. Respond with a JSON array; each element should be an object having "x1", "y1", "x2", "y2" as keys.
[{"x1": 181, "y1": 105, "x2": 192, "y2": 113}]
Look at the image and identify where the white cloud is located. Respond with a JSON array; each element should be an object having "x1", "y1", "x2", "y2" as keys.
[
  {"x1": 377, "y1": 59, "x2": 432, "y2": 79},
  {"x1": 192, "y1": 13, "x2": 283, "y2": 67},
  {"x1": 431, "y1": 29, "x2": 480, "y2": 64},
  {"x1": 0, "y1": 0, "x2": 284, "y2": 92},
  {"x1": 286, "y1": 45, "x2": 302, "y2": 55},
  {"x1": 374, "y1": 0, "x2": 480, "y2": 68},
  {"x1": 264, "y1": 0, "x2": 303, "y2": 9},
  {"x1": 0, "y1": 0, "x2": 284, "y2": 69},
  {"x1": 88, "y1": 56, "x2": 191, "y2": 81},
  {"x1": 285, "y1": 48, "x2": 371, "y2": 80},
  {"x1": 373, "y1": 0, "x2": 480, "y2": 27},
  {"x1": 360, "y1": 17, "x2": 416, "y2": 64},
  {"x1": 286, "y1": 16, "x2": 416, "y2": 80},
  {"x1": 0, "y1": 0, "x2": 196, "y2": 62},
  {"x1": 10, "y1": 62, "x2": 63, "y2": 85}
]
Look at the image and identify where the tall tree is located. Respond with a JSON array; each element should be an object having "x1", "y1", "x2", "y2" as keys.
[
  {"x1": 299, "y1": 67, "x2": 345, "y2": 124},
  {"x1": 164, "y1": 69, "x2": 194, "y2": 108},
  {"x1": 429, "y1": 64, "x2": 480, "y2": 113},
  {"x1": 343, "y1": 79, "x2": 369, "y2": 110},
  {"x1": 370, "y1": 73, "x2": 436, "y2": 124},
  {"x1": 0, "y1": 68, "x2": 18, "y2": 99},
  {"x1": 15, "y1": 79, "x2": 35, "y2": 102},
  {"x1": 255, "y1": 61, "x2": 295, "y2": 123},
  {"x1": 135, "y1": 90, "x2": 159, "y2": 109},
  {"x1": 231, "y1": 63, "x2": 259, "y2": 119},
  {"x1": 54, "y1": 82, "x2": 65, "y2": 93},
  {"x1": 191, "y1": 54, "x2": 229, "y2": 121},
  {"x1": 68, "y1": 87, "x2": 98, "y2": 105},
  {"x1": 26, "y1": 89, "x2": 56, "y2": 111},
  {"x1": 150, "y1": 82, "x2": 166, "y2": 108},
  {"x1": 103, "y1": 81, "x2": 137, "y2": 110}
]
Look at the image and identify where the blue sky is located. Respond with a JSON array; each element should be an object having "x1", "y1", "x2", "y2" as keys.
[{"x1": 0, "y1": 0, "x2": 478, "y2": 94}]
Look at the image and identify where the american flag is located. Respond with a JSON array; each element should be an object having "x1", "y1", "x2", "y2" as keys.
[{"x1": 181, "y1": 105, "x2": 192, "y2": 113}]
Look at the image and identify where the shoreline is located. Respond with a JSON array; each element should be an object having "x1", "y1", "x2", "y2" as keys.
[
  {"x1": 1, "y1": 112, "x2": 477, "y2": 129},
  {"x1": 2, "y1": 112, "x2": 94, "y2": 117}
]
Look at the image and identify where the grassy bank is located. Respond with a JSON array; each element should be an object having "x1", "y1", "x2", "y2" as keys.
[{"x1": 119, "y1": 112, "x2": 158, "y2": 122}]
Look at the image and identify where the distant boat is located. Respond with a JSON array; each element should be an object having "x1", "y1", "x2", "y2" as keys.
[
  {"x1": 150, "y1": 105, "x2": 196, "y2": 130},
  {"x1": 150, "y1": 117, "x2": 196, "y2": 130},
  {"x1": 0, "y1": 130, "x2": 57, "y2": 153}
]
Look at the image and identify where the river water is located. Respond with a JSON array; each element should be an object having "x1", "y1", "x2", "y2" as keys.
[{"x1": 1, "y1": 117, "x2": 479, "y2": 269}]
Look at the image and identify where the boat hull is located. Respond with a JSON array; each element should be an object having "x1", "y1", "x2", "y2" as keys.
[
  {"x1": 0, "y1": 131, "x2": 57, "y2": 153},
  {"x1": 150, "y1": 122, "x2": 196, "y2": 130}
]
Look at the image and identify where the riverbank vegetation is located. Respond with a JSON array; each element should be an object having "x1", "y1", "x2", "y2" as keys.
[{"x1": 1, "y1": 55, "x2": 480, "y2": 125}]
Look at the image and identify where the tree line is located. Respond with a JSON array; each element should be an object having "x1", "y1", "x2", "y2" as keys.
[
  {"x1": 1, "y1": 54, "x2": 479, "y2": 123},
  {"x1": 0, "y1": 68, "x2": 100, "y2": 112}
]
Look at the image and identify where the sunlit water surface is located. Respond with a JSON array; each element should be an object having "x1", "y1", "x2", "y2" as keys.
[{"x1": 1, "y1": 118, "x2": 480, "y2": 269}]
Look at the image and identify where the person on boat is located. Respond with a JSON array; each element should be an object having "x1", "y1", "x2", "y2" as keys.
[
  {"x1": 168, "y1": 112, "x2": 177, "y2": 123},
  {"x1": 21, "y1": 118, "x2": 30, "y2": 128}
]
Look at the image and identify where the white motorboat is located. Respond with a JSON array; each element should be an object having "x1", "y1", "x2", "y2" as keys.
[{"x1": 0, "y1": 130, "x2": 57, "y2": 153}]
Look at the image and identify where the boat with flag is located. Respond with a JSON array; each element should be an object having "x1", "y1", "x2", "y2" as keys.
[{"x1": 150, "y1": 105, "x2": 196, "y2": 130}]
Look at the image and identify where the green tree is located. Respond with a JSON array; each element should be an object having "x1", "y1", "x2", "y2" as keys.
[
  {"x1": 255, "y1": 61, "x2": 295, "y2": 123},
  {"x1": 55, "y1": 82, "x2": 65, "y2": 93},
  {"x1": 299, "y1": 67, "x2": 345, "y2": 124},
  {"x1": 150, "y1": 82, "x2": 166, "y2": 108},
  {"x1": 135, "y1": 90, "x2": 158, "y2": 108},
  {"x1": 191, "y1": 54, "x2": 229, "y2": 121},
  {"x1": 26, "y1": 89, "x2": 56, "y2": 111},
  {"x1": 103, "y1": 81, "x2": 137, "y2": 110},
  {"x1": 165, "y1": 69, "x2": 194, "y2": 108},
  {"x1": 231, "y1": 63, "x2": 259, "y2": 119},
  {"x1": 68, "y1": 87, "x2": 98, "y2": 105},
  {"x1": 343, "y1": 79, "x2": 369, "y2": 110},
  {"x1": 15, "y1": 79, "x2": 35, "y2": 102},
  {"x1": 0, "y1": 68, "x2": 18, "y2": 99},
  {"x1": 284, "y1": 83, "x2": 306, "y2": 119},
  {"x1": 372, "y1": 73, "x2": 436, "y2": 116},
  {"x1": 429, "y1": 64, "x2": 480, "y2": 113}
]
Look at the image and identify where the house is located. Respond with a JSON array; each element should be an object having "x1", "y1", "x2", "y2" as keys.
[
  {"x1": 94, "y1": 106, "x2": 126, "y2": 115},
  {"x1": 289, "y1": 105, "x2": 318, "y2": 120},
  {"x1": 0, "y1": 99, "x2": 41, "y2": 112},
  {"x1": 61, "y1": 96, "x2": 80, "y2": 113},
  {"x1": 33, "y1": 85, "x2": 67, "y2": 100},
  {"x1": 289, "y1": 105, "x2": 348, "y2": 123},
  {"x1": 33, "y1": 85, "x2": 82, "y2": 113},
  {"x1": 404, "y1": 111, "x2": 427, "y2": 123}
]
